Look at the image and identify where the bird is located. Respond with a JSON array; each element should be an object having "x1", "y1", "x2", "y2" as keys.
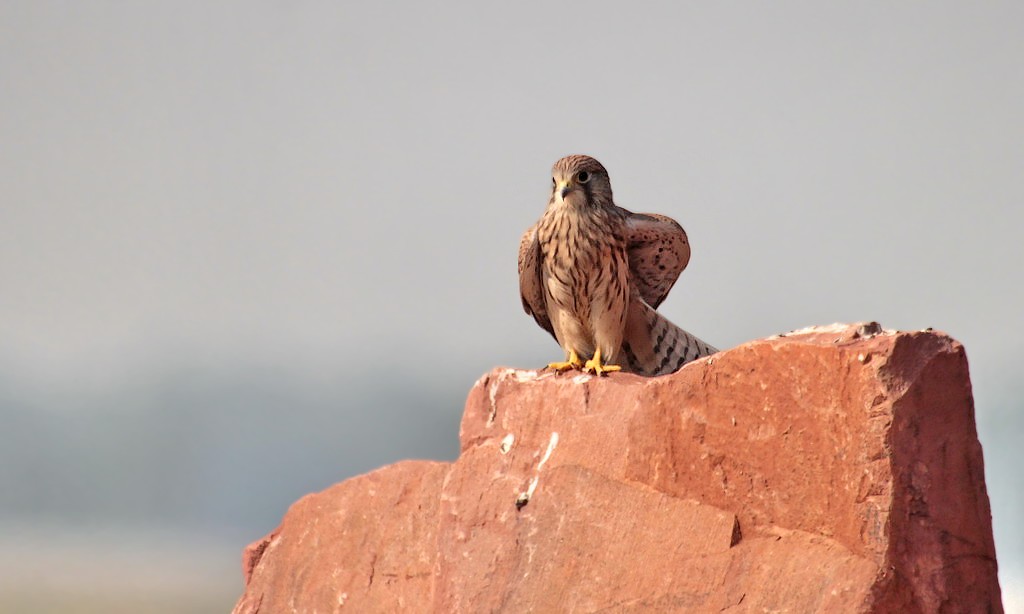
[{"x1": 518, "y1": 154, "x2": 718, "y2": 376}]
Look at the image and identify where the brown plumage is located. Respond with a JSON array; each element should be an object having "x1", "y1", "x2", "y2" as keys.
[{"x1": 518, "y1": 154, "x2": 717, "y2": 376}]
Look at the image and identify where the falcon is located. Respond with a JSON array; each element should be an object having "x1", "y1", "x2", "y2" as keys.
[{"x1": 518, "y1": 154, "x2": 717, "y2": 376}]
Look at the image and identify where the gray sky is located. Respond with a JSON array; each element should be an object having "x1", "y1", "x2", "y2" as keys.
[{"x1": 1, "y1": 2, "x2": 1022, "y2": 608}]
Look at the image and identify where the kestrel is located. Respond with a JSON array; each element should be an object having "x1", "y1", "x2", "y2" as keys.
[{"x1": 518, "y1": 155, "x2": 718, "y2": 376}]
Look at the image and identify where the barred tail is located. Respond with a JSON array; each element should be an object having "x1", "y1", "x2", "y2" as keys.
[{"x1": 619, "y1": 297, "x2": 718, "y2": 376}]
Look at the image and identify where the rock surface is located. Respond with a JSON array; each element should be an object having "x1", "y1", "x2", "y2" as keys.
[{"x1": 233, "y1": 323, "x2": 1002, "y2": 613}]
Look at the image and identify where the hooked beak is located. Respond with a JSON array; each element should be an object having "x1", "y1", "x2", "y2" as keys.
[{"x1": 556, "y1": 179, "x2": 573, "y2": 200}]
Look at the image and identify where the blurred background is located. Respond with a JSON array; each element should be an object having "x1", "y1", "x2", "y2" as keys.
[{"x1": 2, "y1": 2, "x2": 1021, "y2": 611}]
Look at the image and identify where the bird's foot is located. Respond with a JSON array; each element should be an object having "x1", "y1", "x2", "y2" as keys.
[
  {"x1": 584, "y1": 360, "x2": 621, "y2": 375},
  {"x1": 583, "y1": 348, "x2": 621, "y2": 376},
  {"x1": 547, "y1": 350, "x2": 583, "y2": 372}
]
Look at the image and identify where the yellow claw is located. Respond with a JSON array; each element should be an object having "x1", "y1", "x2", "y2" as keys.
[
  {"x1": 584, "y1": 347, "x2": 621, "y2": 376},
  {"x1": 548, "y1": 350, "x2": 583, "y2": 372}
]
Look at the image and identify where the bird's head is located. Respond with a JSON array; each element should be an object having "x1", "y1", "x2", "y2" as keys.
[{"x1": 550, "y1": 154, "x2": 613, "y2": 208}]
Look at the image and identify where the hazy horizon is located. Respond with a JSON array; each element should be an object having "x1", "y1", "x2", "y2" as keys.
[{"x1": 2, "y1": 2, "x2": 1021, "y2": 610}]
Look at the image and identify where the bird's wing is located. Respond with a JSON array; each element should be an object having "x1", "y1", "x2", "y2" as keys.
[
  {"x1": 621, "y1": 209, "x2": 691, "y2": 309},
  {"x1": 518, "y1": 223, "x2": 555, "y2": 339}
]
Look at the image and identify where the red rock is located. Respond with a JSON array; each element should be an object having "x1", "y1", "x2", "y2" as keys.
[
  {"x1": 233, "y1": 323, "x2": 1002, "y2": 613},
  {"x1": 232, "y1": 460, "x2": 448, "y2": 614}
]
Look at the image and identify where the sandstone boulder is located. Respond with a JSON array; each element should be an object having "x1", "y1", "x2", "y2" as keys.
[{"x1": 234, "y1": 323, "x2": 1002, "y2": 613}]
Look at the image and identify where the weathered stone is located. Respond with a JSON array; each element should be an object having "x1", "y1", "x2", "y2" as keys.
[
  {"x1": 233, "y1": 460, "x2": 448, "y2": 614},
  {"x1": 234, "y1": 324, "x2": 1002, "y2": 613}
]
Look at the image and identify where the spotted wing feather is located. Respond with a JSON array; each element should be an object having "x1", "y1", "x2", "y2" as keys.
[
  {"x1": 621, "y1": 210, "x2": 691, "y2": 309},
  {"x1": 518, "y1": 223, "x2": 555, "y2": 340}
]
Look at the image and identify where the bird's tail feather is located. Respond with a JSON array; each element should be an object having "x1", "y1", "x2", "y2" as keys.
[{"x1": 619, "y1": 298, "x2": 718, "y2": 376}]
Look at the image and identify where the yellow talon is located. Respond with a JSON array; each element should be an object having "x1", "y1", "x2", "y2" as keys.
[
  {"x1": 548, "y1": 350, "x2": 583, "y2": 372},
  {"x1": 584, "y1": 347, "x2": 621, "y2": 376}
]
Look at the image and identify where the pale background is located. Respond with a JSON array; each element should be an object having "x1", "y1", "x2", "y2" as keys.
[{"x1": 1, "y1": 2, "x2": 1021, "y2": 611}]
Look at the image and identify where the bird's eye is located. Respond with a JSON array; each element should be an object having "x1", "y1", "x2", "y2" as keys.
[
  {"x1": 552, "y1": 177, "x2": 556, "y2": 187},
  {"x1": 576, "y1": 171, "x2": 591, "y2": 183}
]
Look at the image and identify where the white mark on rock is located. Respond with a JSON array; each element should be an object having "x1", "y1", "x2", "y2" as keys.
[
  {"x1": 516, "y1": 432, "x2": 559, "y2": 509},
  {"x1": 487, "y1": 378, "x2": 500, "y2": 427},
  {"x1": 511, "y1": 369, "x2": 545, "y2": 382},
  {"x1": 524, "y1": 475, "x2": 540, "y2": 500},
  {"x1": 500, "y1": 433, "x2": 515, "y2": 454},
  {"x1": 571, "y1": 373, "x2": 592, "y2": 384},
  {"x1": 524, "y1": 542, "x2": 537, "y2": 570},
  {"x1": 538, "y1": 432, "x2": 558, "y2": 470}
]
